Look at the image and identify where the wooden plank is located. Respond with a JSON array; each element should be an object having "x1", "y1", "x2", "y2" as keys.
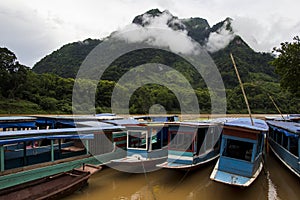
[{"x1": 223, "y1": 127, "x2": 258, "y2": 140}]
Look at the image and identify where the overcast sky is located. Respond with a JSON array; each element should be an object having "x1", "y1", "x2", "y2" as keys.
[{"x1": 1, "y1": 0, "x2": 300, "y2": 67}]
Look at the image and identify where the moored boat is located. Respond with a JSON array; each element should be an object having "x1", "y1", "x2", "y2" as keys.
[
  {"x1": 267, "y1": 120, "x2": 300, "y2": 177},
  {"x1": 157, "y1": 122, "x2": 222, "y2": 170},
  {"x1": 210, "y1": 118, "x2": 268, "y2": 187},
  {"x1": 0, "y1": 169, "x2": 92, "y2": 200},
  {"x1": 110, "y1": 123, "x2": 168, "y2": 173}
]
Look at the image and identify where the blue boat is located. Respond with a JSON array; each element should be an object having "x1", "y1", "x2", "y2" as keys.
[
  {"x1": 210, "y1": 118, "x2": 269, "y2": 187},
  {"x1": 0, "y1": 124, "x2": 124, "y2": 171},
  {"x1": 157, "y1": 122, "x2": 222, "y2": 170},
  {"x1": 110, "y1": 123, "x2": 168, "y2": 173},
  {"x1": 267, "y1": 120, "x2": 300, "y2": 177}
]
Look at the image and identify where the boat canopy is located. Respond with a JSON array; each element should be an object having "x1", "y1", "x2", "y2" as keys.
[
  {"x1": 0, "y1": 126, "x2": 124, "y2": 139},
  {"x1": 0, "y1": 122, "x2": 36, "y2": 129},
  {"x1": 225, "y1": 118, "x2": 269, "y2": 132},
  {"x1": 0, "y1": 134, "x2": 94, "y2": 145},
  {"x1": 267, "y1": 121, "x2": 300, "y2": 135},
  {"x1": 104, "y1": 118, "x2": 140, "y2": 126},
  {"x1": 0, "y1": 116, "x2": 36, "y2": 129}
]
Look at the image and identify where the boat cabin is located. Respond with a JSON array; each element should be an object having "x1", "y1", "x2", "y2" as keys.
[
  {"x1": 0, "y1": 124, "x2": 124, "y2": 171},
  {"x1": 126, "y1": 123, "x2": 168, "y2": 159},
  {"x1": 162, "y1": 122, "x2": 221, "y2": 169},
  {"x1": 220, "y1": 125, "x2": 265, "y2": 168}
]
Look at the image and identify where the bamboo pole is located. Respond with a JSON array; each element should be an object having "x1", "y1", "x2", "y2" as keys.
[
  {"x1": 230, "y1": 53, "x2": 254, "y2": 126},
  {"x1": 267, "y1": 94, "x2": 285, "y2": 121}
]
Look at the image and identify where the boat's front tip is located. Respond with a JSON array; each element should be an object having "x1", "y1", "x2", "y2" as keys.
[{"x1": 210, "y1": 161, "x2": 263, "y2": 187}]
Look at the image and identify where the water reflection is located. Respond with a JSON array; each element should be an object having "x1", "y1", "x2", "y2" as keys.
[{"x1": 64, "y1": 153, "x2": 299, "y2": 200}]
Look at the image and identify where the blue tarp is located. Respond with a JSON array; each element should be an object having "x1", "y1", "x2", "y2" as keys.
[
  {"x1": 225, "y1": 118, "x2": 269, "y2": 132},
  {"x1": 105, "y1": 119, "x2": 140, "y2": 126},
  {"x1": 0, "y1": 134, "x2": 94, "y2": 145},
  {"x1": 0, "y1": 122, "x2": 36, "y2": 129},
  {"x1": 267, "y1": 121, "x2": 300, "y2": 135}
]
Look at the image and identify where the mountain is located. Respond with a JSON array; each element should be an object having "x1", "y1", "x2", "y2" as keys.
[
  {"x1": 2, "y1": 9, "x2": 299, "y2": 114},
  {"x1": 32, "y1": 9, "x2": 276, "y2": 89},
  {"x1": 33, "y1": 38, "x2": 101, "y2": 78}
]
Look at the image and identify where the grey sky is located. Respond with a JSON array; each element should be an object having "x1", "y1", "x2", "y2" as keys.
[{"x1": 1, "y1": 0, "x2": 300, "y2": 67}]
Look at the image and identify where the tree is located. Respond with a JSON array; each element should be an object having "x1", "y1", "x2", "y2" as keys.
[{"x1": 271, "y1": 36, "x2": 300, "y2": 96}]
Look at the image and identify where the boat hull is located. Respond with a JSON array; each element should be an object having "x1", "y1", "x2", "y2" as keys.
[
  {"x1": 210, "y1": 160, "x2": 263, "y2": 187},
  {"x1": 0, "y1": 169, "x2": 91, "y2": 200},
  {"x1": 269, "y1": 138, "x2": 300, "y2": 178},
  {"x1": 110, "y1": 156, "x2": 167, "y2": 173},
  {"x1": 157, "y1": 153, "x2": 219, "y2": 170}
]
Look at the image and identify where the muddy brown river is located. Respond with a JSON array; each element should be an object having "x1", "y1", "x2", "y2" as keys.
[{"x1": 64, "y1": 152, "x2": 300, "y2": 200}]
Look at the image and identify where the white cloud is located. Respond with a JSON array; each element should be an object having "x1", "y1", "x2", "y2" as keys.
[
  {"x1": 114, "y1": 11, "x2": 200, "y2": 55},
  {"x1": 1, "y1": 0, "x2": 300, "y2": 66},
  {"x1": 232, "y1": 16, "x2": 300, "y2": 52},
  {"x1": 205, "y1": 21, "x2": 235, "y2": 52}
]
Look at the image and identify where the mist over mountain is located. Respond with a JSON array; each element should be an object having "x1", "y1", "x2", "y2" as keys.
[{"x1": 32, "y1": 8, "x2": 276, "y2": 89}]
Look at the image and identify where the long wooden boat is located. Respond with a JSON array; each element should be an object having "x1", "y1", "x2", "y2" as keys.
[
  {"x1": 267, "y1": 120, "x2": 300, "y2": 177},
  {"x1": 210, "y1": 118, "x2": 268, "y2": 187},
  {"x1": 0, "y1": 169, "x2": 91, "y2": 200},
  {"x1": 110, "y1": 123, "x2": 168, "y2": 173},
  {"x1": 157, "y1": 122, "x2": 222, "y2": 170}
]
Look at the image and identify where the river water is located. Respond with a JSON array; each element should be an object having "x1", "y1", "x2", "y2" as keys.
[{"x1": 64, "y1": 152, "x2": 299, "y2": 200}]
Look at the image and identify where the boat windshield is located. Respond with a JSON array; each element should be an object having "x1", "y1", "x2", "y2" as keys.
[
  {"x1": 169, "y1": 132, "x2": 194, "y2": 152},
  {"x1": 127, "y1": 131, "x2": 147, "y2": 150},
  {"x1": 223, "y1": 139, "x2": 253, "y2": 161}
]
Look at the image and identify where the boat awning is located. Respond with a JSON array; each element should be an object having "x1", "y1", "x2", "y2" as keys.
[
  {"x1": 225, "y1": 118, "x2": 269, "y2": 132},
  {"x1": 0, "y1": 122, "x2": 36, "y2": 129},
  {"x1": 0, "y1": 126, "x2": 125, "y2": 140},
  {"x1": 267, "y1": 121, "x2": 300, "y2": 135},
  {"x1": 104, "y1": 119, "x2": 140, "y2": 126},
  {"x1": 0, "y1": 134, "x2": 94, "y2": 145}
]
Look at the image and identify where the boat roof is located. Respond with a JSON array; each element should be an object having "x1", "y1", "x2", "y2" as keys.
[
  {"x1": 0, "y1": 126, "x2": 124, "y2": 139},
  {"x1": 265, "y1": 114, "x2": 300, "y2": 121},
  {"x1": 165, "y1": 121, "x2": 217, "y2": 127},
  {"x1": 0, "y1": 134, "x2": 94, "y2": 145},
  {"x1": 75, "y1": 121, "x2": 120, "y2": 128},
  {"x1": 0, "y1": 116, "x2": 36, "y2": 128},
  {"x1": 267, "y1": 120, "x2": 300, "y2": 134},
  {"x1": 34, "y1": 114, "x2": 123, "y2": 121},
  {"x1": 207, "y1": 118, "x2": 238, "y2": 124},
  {"x1": 133, "y1": 115, "x2": 179, "y2": 122},
  {"x1": 224, "y1": 118, "x2": 269, "y2": 132},
  {"x1": 104, "y1": 118, "x2": 141, "y2": 126},
  {"x1": 0, "y1": 116, "x2": 36, "y2": 122}
]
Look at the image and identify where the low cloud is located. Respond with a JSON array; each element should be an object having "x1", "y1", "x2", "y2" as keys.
[
  {"x1": 113, "y1": 10, "x2": 201, "y2": 55},
  {"x1": 231, "y1": 16, "x2": 300, "y2": 52},
  {"x1": 205, "y1": 20, "x2": 235, "y2": 53}
]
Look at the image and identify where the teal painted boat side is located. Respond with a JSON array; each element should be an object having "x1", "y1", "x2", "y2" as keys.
[{"x1": 0, "y1": 149, "x2": 125, "y2": 190}]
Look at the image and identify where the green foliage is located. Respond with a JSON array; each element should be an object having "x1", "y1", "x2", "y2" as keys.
[
  {"x1": 32, "y1": 39, "x2": 101, "y2": 78},
  {"x1": 0, "y1": 99, "x2": 45, "y2": 114},
  {"x1": 271, "y1": 36, "x2": 300, "y2": 96}
]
